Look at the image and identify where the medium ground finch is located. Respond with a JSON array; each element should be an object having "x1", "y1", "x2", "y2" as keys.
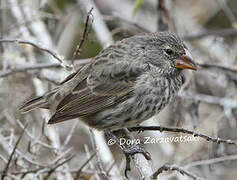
[{"x1": 20, "y1": 32, "x2": 196, "y2": 130}]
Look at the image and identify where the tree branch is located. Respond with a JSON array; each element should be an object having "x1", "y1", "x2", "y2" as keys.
[
  {"x1": 152, "y1": 164, "x2": 203, "y2": 180},
  {"x1": 0, "y1": 59, "x2": 90, "y2": 78},
  {"x1": 72, "y1": 8, "x2": 94, "y2": 64},
  {"x1": 129, "y1": 126, "x2": 237, "y2": 147},
  {"x1": 0, "y1": 39, "x2": 73, "y2": 70},
  {"x1": 1, "y1": 123, "x2": 28, "y2": 180}
]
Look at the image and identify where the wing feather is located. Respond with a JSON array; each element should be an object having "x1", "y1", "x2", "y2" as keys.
[{"x1": 49, "y1": 42, "x2": 147, "y2": 124}]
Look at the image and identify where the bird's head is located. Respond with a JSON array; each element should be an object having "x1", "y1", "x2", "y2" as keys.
[{"x1": 129, "y1": 32, "x2": 197, "y2": 75}]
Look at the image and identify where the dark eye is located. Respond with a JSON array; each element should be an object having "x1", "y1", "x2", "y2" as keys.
[{"x1": 165, "y1": 49, "x2": 174, "y2": 55}]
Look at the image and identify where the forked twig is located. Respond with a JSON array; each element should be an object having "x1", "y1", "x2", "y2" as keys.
[
  {"x1": 72, "y1": 7, "x2": 94, "y2": 64},
  {"x1": 1, "y1": 123, "x2": 28, "y2": 180}
]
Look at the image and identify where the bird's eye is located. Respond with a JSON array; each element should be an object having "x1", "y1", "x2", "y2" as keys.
[{"x1": 165, "y1": 49, "x2": 174, "y2": 55}]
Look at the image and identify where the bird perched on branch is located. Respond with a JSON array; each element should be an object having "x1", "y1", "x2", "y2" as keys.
[
  {"x1": 20, "y1": 31, "x2": 196, "y2": 176},
  {"x1": 20, "y1": 32, "x2": 196, "y2": 130}
]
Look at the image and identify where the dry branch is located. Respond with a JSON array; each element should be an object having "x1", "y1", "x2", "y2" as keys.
[
  {"x1": 1, "y1": 123, "x2": 28, "y2": 180},
  {"x1": 0, "y1": 59, "x2": 90, "y2": 78},
  {"x1": 0, "y1": 39, "x2": 73, "y2": 70},
  {"x1": 152, "y1": 164, "x2": 203, "y2": 180},
  {"x1": 129, "y1": 126, "x2": 237, "y2": 147},
  {"x1": 184, "y1": 154, "x2": 237, "y2": 169},
  {"x1": 74, "y1": 152, "x2": 96, "y2": 179},
  {"x1": 43, "y1": 154, "x2": 75, "y2": 180},
  {"x1": 157, "y1": 0, "x2": 169, "y2": 31},
  {"x1": 72, "y1": 8, "x2": 94, "y2": 64},
  {"x1": 183, "y1": 28, "x2": 237, "y2": 40}
]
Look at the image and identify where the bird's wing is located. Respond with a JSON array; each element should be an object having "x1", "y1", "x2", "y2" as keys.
[{"x1": 48, "y1": 46, "x2": 148, "y2": 124}]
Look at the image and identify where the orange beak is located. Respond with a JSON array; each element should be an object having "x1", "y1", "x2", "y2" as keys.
[{"x1": 174, "y1": 49, "x2": 197, "y2": 70}]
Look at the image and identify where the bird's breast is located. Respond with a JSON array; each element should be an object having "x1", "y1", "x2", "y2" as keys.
[{"x1": 135, "y1": 74, "x2": 183, "y2": 116}]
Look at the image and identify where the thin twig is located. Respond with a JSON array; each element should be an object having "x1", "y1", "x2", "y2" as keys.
[
  {"x1": 0, "y1": 153, "x2": 7, "y2": 164},
  {"x1": 2, "y1": 173, "x2": 21, "y2": 180},
  {"x1": 49, "y1": 147, "x2": 74, "y2": 166},
  {"x1": 1, "y1": 123, "x2": 28, "y2": 180},
  {"x1": 106, "y1": 161, "x2": 116, "y2": 175},
  {"x1": 15, "y1": 149, "x2": 47, "y2": 167},
  {"x1": 183, "y1": 154, "x2": 237, "y2": 169},
  {"x1": 128, "y1": 126, "x2": 237, "y2": 147},
  {"x1": 0, "y1": 59, "x2": 90, "y2": 78},
  {"x1": 84, "y1": 144, "x2": 100, "y2": 180},
  {"x1": 197, "y1": 62, "x2": 237, "y2": 73},
  {"x1": 179, "y1": 91, "x2": 237, "y2": 109},
  {"x1": 0, "y1": 168, "x2": 104, "y2": 176},
  {"x1": 183, "y1": 28, "x2": 237, "y2": 40},
  {"x1": 103, "y1": 15, "x2": 237, "y2": 40},
  {"x1": 157, "y1": 0, "x2": 169, "y2": 31},
  {"x1": 90, "y1": 129, "x2": 109, "y2": 180},
  {"x1": 152, "y1": 164, "x2": 203, "y2": 180},
  {"x1": 0, "y1": 39, "x2": 73, "y2": 70},
  {"x1": 78, "y1": 0, "x2": 114, "y2": 47},
  {"x1": 26, "y1": 71, "x2": 60, "y2": 85},
  {"x1": 44, "y1": 154, "x2": 75, "y2": 180},
  {"x1": 74, "y1": 152, "x2": 96, "y2": 179},
  {"x1": 62, "y1": 121, "x2": 79, "y2": 148},
  {"x1": 0, "y1": 152, "x2": 77, "y2": 177},
  {"x1": 103, "y1": 15, "x2": 150, "y2": 33},
  {"x1": 16, "y1": 119, "x2": 55, "y2": 150},
  {"x1": 72, "y1": 8, "x2": 94, "y2": 64},
  {"x1": 215, "y1": 0, "x2": 237, "y2": 27}
]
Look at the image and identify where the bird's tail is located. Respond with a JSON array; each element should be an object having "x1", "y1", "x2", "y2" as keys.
[{"x1": 19, "y1": 96, "x2": 49, "y2": 113}]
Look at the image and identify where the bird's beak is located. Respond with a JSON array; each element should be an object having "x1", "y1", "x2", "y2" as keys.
[{"x1": 174, "y1": 49, "x2": 197, "y2": 70}]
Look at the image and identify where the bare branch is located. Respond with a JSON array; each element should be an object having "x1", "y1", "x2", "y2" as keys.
[
  {"x1": 103, "y1": 15, "x2": 150, "y2": 33},
  {"x1": 72, "y1": 8, "x2": 94, "y2": 64},
  {"x1": 152, "y1": 164, "x2": 203, "y2": 180},
  {"x1": 78, "y1": 0, "x2": 114, "y2": 48},
  {"x1": 197, "y1": 62, "x2": 237, "y2": 73},
  {"x1": 0, "y1": 59, "x2": 90, "y2": 78},
  {"x1": 74, "y1": 152, "x2": 96, "y2": 179},
  {"x1": 215, "y1": 0, "x2": 237, "y2": 27},
  {"x1": 90, "y1": 129, "x2": 109, "y2": 180},
  {"x1": 184, "y1": 154, "x2": 237, "y2": 169},
  {"x1": 16, "y1": 119, "x2": 55, "y2": 150},
  {"x1": 1, "y1": 123, "x2": 28, "y2": 180},
  {"x1": 0, "y1": 39, "x2": 73, "y2": 70},
  {"x1": 157, "y1": 0, "x2": 169, "y2": 31},
  {"x1": 44, "y1": 154, "x2": 75, "y2": 180},
  {"x1": 180, "y1": 91, "x2": 237, "y2": 109},
  {"x1": 62, "y1": 121, "x2": 79, "y2": 148},
  {"x1": 103, "y1": 16, "x2": 237, "y2": 40},
  {"x1": 129, "y1": 126, "x2": 237, "y2": 147},
  {"x1": 25, "y1": 71, "x2": 60, "y2": 85},
  {"x1": 183, "y1": 28, "x2": 237, "y2": 40}
]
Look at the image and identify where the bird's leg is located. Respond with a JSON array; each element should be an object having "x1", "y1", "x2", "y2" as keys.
[{"x1": 104, "y1": 129, "x2": 151, "y2": 178}]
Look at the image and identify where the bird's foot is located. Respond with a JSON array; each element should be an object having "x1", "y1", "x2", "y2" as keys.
[
  {"x1": 122, "y1": 144, "x2": 151, "y2": 178},
  {"x1": 104, "y1": 130, "x2": 151, "y2": 178}
]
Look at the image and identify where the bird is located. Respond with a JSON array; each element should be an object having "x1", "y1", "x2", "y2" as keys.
[
  {"x1": 20, "y1": 32, "x2": 196, "y2": 131},
  {"x1": 20, "y1": 32, "x2": 196, "y2": 177}
]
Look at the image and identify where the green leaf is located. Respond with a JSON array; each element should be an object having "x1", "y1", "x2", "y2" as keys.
[{"x1": 132, "y1": 0, "x2": 145, "y2": 18}]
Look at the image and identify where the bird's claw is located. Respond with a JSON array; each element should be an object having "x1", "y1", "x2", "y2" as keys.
[
  {"x1": 104, "y1": 130, "x2": 152, "y2": 178},
  {"x1": 122, "y1": 145, "x2": 151, "y2": 178}
]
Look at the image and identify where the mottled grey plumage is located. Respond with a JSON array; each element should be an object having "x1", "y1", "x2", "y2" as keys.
[{"x1": 20, "y1": 32, "x2": 196, "y2": 130}]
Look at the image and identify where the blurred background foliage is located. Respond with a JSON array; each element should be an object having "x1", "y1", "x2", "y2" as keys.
[{"x1": 0, "y1": 0, "x2": 237, "y2": 180}]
